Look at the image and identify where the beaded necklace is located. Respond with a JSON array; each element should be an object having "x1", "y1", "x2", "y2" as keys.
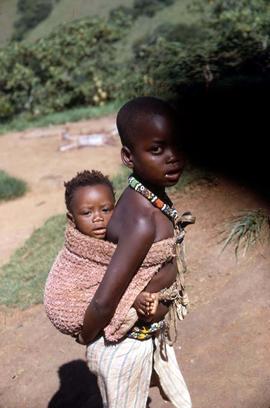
[{"x1": 128, "y1": 175, "x2": 179, "y2": 224}]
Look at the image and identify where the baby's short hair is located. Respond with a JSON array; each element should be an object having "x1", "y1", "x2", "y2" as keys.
[
  {"x1": 64, "y1": 170, "x2": 115, "y2": 213},
  {"x1": 116, "y1": 96, "x2": 178, "y2": 149}
]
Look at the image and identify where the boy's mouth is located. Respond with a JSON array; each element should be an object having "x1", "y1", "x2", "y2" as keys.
[{"x1": 165, "y1": 167, "x2": 182, "y2": 181}]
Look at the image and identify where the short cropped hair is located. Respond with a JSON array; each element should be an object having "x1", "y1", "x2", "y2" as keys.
[
  {"x1": 116, "y1": 96, "x2": 178, "y2": 148},
  {"x1": 64, "y1": 170, "x2": 115, "y2": 213}
]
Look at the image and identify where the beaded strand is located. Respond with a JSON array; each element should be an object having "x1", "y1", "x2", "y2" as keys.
[{"x1": 128, "y1": 176, "x2": 178, "y2": 223}]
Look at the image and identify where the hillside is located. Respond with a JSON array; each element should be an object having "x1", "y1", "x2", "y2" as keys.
[
  {"x1": 0, "y1": 0, "x2": 197, "y2": 48},
  {"x1": 0, "y1": 0, "x2": 17, "y2": 46},
  {"x1": 25, "y1": 0, "x2": 134, "y2": 43}
]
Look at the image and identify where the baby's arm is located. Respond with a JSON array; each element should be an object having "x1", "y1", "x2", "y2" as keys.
[{"x1": 133, "y1": 291, "x2": 159, "y2": 316}]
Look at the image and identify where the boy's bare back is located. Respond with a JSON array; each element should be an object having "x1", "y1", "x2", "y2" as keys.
[{"x1": 107, "y1": 187, "x2": 178, "y2": 293}]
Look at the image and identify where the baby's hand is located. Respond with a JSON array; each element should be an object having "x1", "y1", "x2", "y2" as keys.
[{"x1": 133, "y1": 291, "x2": 159, "y2": 316}]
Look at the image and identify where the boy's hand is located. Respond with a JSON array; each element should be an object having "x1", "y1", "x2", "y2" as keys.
[
  {"x1": 133, "y1": 291, "x2": 159, "y2": 316},
  {"x1": 75, "y1": 332, "x2": 87, "y2": 345}
]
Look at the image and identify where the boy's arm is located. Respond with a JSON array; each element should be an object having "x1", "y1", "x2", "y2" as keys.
[{"x1": 81, "y1": 216, "x2": 156, "y2": 344}]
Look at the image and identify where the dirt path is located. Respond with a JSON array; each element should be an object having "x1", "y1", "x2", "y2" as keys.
[{"x1": 0, "y1": 117, "x2": 269, "y2": 408}]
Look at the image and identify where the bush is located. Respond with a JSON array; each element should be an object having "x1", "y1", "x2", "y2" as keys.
[
  {"x1": 2, "y1": 0, "x2": 270, "y2": 123},
  {"x1": 126, "y1": 0, "x2": 270, "y2": 99},
  {"x1": 0, "y1": 170, "x2": 27, "y2": 201},
  {"x1": 0, "y1": 16, "x2": 127, "y2": 121}
]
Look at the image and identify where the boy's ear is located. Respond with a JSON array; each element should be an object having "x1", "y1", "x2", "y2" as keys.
[{"x1": 121, "y1": 146, "x2": 134, "y2": 169}]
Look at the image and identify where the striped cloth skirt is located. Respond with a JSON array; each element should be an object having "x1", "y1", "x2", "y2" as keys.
[{"x1": 86, "y1": 334, "x2": 192, "y2": 408}]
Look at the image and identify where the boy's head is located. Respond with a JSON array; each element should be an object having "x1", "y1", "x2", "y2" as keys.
[
  {"x1": 116, "y1": 96, "x2": 185, "y2": 188},
  {"x1": 64, "y1": 170, "x2": 115, "y2": 239}
]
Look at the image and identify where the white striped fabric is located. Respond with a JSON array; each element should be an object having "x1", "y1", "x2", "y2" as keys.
[
  {"x1": 86, "y1": 334, "x2": 192, "y2": 408},
  {"x1": 153, "y1": 334, "x2": 192, "y2": 408}
]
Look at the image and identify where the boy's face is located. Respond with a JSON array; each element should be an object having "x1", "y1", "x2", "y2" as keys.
[
  {"x1": 69, "y1": 184, "x2": 114, "y2": 239},
  {"x1": 123, "y1": 114, "x2": 185, "y2": 188}
]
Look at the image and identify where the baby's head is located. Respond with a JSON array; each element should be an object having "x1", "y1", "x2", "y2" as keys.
[
  {"x1": 116, "y1": 96, "x2": 185, "y2": 188},
  {"x1": 64, "y1": 170, "x2": 115, "y2": 239}
]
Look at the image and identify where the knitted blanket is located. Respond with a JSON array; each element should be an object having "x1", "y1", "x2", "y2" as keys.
[{"x1": 44, "y1": 221, "x2": 175, "y2": 342}]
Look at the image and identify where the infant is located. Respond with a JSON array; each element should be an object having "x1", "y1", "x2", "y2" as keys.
[{"x1": 44, "y1": 170, "x2": 158, "y2": 339}]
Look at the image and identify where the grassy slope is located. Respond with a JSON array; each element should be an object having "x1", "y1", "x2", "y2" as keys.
[
  {"x1": 0, "y1": 0, "x2": 198, "y2": 47},
  {"x1": 25, "y1": 0, "x2": 134, "y2": 43},
  {"x1": 0, "y1": 0, "x2": 17, "y2": 46},
  {"x1": 27, "y1": 0, "x2": 198, "y2": 49},
  {"x1": 115, "y1": 0, "x2": 199, "y2": 62}
]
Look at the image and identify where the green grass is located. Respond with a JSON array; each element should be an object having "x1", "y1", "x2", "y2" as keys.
[
  {"x1": 220, "y1": 209, "x2": 270, "y2": 258},
  {"x1": 0, "y1": 170, "x2": 27, "y2": 201},
  {"x1": 115, "y1": 0, "x2": 200, "y2": 63},
  {"x1": 25, "y1": 0, "x2": 134, "y2": 43},
  {"x1": 0, "y1": 0, "x2": 18, "y2": 47},
  {"x1": 0, "y1": 101, "x2": 122, "y2": 135},
  {"x1": 0, "y1": 214, "x2": 66, "y2": 309},
  {"x1": 111, "y1": 165, "x2": 132, "y2": 199}
]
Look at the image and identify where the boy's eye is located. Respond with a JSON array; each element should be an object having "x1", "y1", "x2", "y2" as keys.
[{"x1": 151, "y1": 146, "x2": 163, "y2": 154}]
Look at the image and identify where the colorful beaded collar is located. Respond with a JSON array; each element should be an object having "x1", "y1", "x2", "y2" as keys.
[{"x1": 128, "y1": 175, "x2": 178, "y2": 224}]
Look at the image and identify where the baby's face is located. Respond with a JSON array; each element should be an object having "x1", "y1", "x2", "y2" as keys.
[{"x1": 70, "y1": 184, "x2": 114, "y2": 239}]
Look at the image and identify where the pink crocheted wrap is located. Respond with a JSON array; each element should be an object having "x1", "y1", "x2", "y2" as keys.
[{"x1": 44, "y1": 221, "x2": 175, "y2": 342}]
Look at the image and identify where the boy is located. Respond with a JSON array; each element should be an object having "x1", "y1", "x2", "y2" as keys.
[
  {"x1": 44, "y1": 170, "x2": 158, "y2": 339},
  {"x1": 81, "y1": 97, "x2": 192, "y2": 408}
]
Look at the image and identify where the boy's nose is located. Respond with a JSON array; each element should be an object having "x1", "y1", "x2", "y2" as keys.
[{"x1": 166, "y1": 147, "x2": 182, "y2": 163}]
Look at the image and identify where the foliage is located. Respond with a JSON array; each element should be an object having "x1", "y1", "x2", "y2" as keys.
[
  {"x1": 0, "y1": 16, "x2": 127, "y2": 121},
  {"x1": 127, "y1": 0, "x2": 270, "y2": 98},
  {"x1": 0, "y1": 170, "x2": 27, "y2": 201},
  {"x1": 2, "y1": 0, "x2": 270, "y2": 123},
  {"x1": 220, "y1": 209, "x2": 270, "y2": 258},
  {"x1": 108, "y1": 5, "x2": 136, "y2": 28}
]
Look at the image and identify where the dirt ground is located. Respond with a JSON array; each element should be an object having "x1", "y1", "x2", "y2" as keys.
[{"x1": 0, "y1": 115, "x2": 269, "y2": 408}]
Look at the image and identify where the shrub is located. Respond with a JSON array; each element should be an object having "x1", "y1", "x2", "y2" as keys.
[
  {"x1": 0, "y1": 16, "x2": 127, "y2": 120},
  {"x1": 0, "y1": 170, "x2": 27, "y2": 201}
]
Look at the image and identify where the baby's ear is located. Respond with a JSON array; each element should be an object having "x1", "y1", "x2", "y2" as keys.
[
  {"x1": 66, "y1": 212, "x2": 74, "y2": 222},
  {"x1": 121, "y1": 146, "x2": 134, "y2": 169}
]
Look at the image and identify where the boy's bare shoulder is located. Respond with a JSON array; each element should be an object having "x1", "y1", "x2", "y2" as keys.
[
  {"x1": 118, "y1": 187, "x2": 158, "y2": 218},
  {"x1": 107, "y1": 187, "x2": 158, "y2": 242}
]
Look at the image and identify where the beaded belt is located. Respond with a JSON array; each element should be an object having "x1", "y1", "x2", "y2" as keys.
[{"x1": 127, "y1": 320, "x2": 165, "y2": 340}]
